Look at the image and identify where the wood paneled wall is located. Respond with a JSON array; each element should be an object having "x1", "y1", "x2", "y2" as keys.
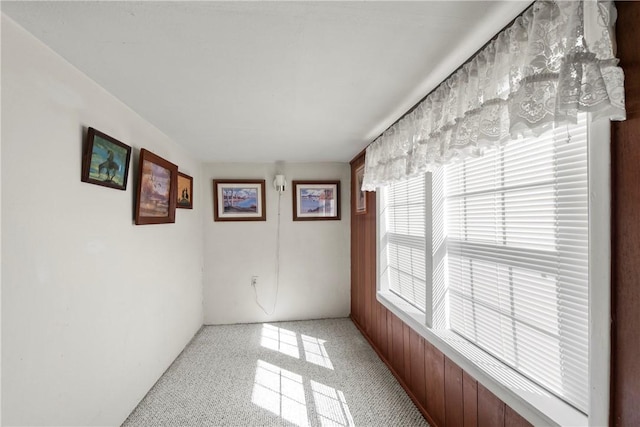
[
  {"x1": 349, "y1": 154, "x2": 531, "y2": 427},
  {"x1": 611, "y1": 2, "x2": 640, "y2": 426}
]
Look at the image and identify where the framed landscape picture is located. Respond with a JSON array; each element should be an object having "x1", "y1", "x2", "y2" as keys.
[
  {"x1": 177, "y1": 172, "x2": 193, "y2": 209},
  {"x1": 135, "y1": 149, "x2": 178, "y2": 225},
  {"x1": 213, "y1": 179, "x2": 266, "y2": 221},
  {"x1": 354, "y1": 163, "x2": 367, "y2": 215},
  {"x1": 292, "y1": 181, "x2": 341, "y2": 221},
  {"x1": 81, "y1": 127, "x2": 132, "y2": 190}
]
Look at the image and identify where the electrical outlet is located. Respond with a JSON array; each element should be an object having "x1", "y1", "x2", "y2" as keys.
[{"x1": 251, "y1": 276, "x2": 258, "y2": 287}]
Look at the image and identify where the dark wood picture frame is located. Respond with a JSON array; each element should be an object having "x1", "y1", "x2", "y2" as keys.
[
  {"x1": 135, "y1": 148, "x2": 178, "y2": 225},
  {"x1": 177, "y1": 172, "x2": 193, "y2": 209},
  {"x1": 292, "y1": 180, "x2": 341, "y2": 221},
  {"x1": 354, "y1": 163, "x2": 367, "y2": 215},
  {"x1": 81, "y1": 127, "x2": 132, "y2": 190},
  {"x1": 213, "y1": 179, "x2": 266, "y2": 221}
]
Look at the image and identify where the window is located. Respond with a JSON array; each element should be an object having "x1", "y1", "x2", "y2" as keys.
[
  {"x1": 446, "y1": 114, "x2": 589, "y2": 412},
  {"x1": 379, "y1": 175, "x2": 427, "y2": 311},
  {"x1": 379, "y1": 113, "x2": 592, "y2": 416}
]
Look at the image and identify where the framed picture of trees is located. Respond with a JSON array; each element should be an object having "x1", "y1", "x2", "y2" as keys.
[{"x1": 213, "y1": 179, "x2": 266, "y2": 221}]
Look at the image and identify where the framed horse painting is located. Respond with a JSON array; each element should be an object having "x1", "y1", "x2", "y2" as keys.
[{"x1": 81, "y1": 127, "x2": 132, "y2": 190}]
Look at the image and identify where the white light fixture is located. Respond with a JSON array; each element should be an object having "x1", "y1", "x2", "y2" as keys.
[{"x1": 273, "y1": 175, "x2": 286, "y2": 193}]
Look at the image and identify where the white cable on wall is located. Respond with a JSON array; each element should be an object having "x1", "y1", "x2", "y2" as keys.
[{"x1": 253, "y1": 190, "x2": 282, "y2": 315}]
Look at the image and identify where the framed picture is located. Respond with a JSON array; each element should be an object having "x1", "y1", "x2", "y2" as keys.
[
  {"x1": 354, "y1": 164, "x2": 367, "y2": 215},
  {"x1": 81, "y1": 127, "x2": 132, "y2": 190},
  {"x1": 213, "y1": 180, "x2": 266, "y2": 221},
  {"x1": 177, "y1": 172, "x2": 193, "y2": 209},
  {"x1": 292, "y1": 181, "x2": 341, "y2": 221},
  {"x1": 135, "y1": 149, "x2": 178, "y2": 225}
]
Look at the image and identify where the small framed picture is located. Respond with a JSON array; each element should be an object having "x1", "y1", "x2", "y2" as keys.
[
  {"x1": 354, "y1": 163, "x2": 367, "y2": 215},
  {"x1": 81, "y1": 127, "x2": 132, "y2": 190},
  {"x1": 213, "y1": 180, "x2": 266, "y2": 221},
  {"x1": 135, "y1": 149, "x2": 178, "y2": 225},
  {"x1": 292, "y1": 181, "x2": 341, "y2": 221},
  {"x1": 177, "y1": 172, "x2": 193, "y2": 209}
]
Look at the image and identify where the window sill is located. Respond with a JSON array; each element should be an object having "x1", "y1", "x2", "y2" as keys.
[{"x1": 377, "y1": 290, "x2": 588, "y2": 427}]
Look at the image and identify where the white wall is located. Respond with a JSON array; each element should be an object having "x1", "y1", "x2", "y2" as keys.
[
  {"x1": 1, "y1": 16, "x2": 204, "y2": 426},
  {"x1": 203, "y1": 162, "x2": 351, "y2": 324}
]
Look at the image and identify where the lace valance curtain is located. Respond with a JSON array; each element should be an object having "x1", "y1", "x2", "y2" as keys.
[{"x1": 362, "y1": 0, "x2": 626, "y2": 191}]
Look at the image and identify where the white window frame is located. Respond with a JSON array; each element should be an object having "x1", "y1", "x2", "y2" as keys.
[{"x1": 376, "y1": 115, "x2": 610, "y2": 427}]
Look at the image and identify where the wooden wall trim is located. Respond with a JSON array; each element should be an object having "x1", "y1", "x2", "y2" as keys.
[
  {"x1": 349, "y1": 147, "x2": 367, "y2": 165},
  {"x1": 611, "y1": 2, "x2": 640, "y2": 425}
]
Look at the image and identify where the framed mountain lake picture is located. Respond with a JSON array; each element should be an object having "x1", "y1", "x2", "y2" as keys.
[
  {"x1": 292, "y1": 180, "x2": 341, "y2": 221},
  {"x1": 213, "y1": 179, "x2": 266, "y2": 221},
  {"x1": 81, "y1": 127, "x2": 132, "y2": 190},
  {"x1": 135, "y1": 149, "x2": 178, "y2": 225}
]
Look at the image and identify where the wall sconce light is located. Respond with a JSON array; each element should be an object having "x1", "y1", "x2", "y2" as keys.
[{"x1": 274, "y1": 175, "x2": 286, "y2": 193}]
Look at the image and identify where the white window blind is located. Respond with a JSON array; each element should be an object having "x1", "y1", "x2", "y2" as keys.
[
  {"x1": 380, "y1": 175, "x2": 427, "y2": 311},
  {"x1": 445, "y1": 113, "x2": 589, "y2": 412}
]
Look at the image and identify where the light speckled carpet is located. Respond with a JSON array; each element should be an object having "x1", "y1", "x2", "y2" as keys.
[{"x1": 122, "y1": 318, "x2": 429, "y2": 427}]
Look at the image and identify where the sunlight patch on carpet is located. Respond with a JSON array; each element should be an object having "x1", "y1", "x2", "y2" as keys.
[
  {"x1": 311, "y1": 380, "x2": 354, "y2": 427},
  {"x1": 302, "y1": 334, "x2": 334, "y2": 370},
  {"x1": 261, "y1": 323, "x2": 300, "y2": 359},
  {"x1": 252, "y1": 359, "x2": 309, "y2": 427}
]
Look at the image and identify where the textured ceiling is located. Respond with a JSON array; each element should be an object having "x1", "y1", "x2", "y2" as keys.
[{"x1": 1, "y1": 1, "x2": 530, "y2": 162}]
